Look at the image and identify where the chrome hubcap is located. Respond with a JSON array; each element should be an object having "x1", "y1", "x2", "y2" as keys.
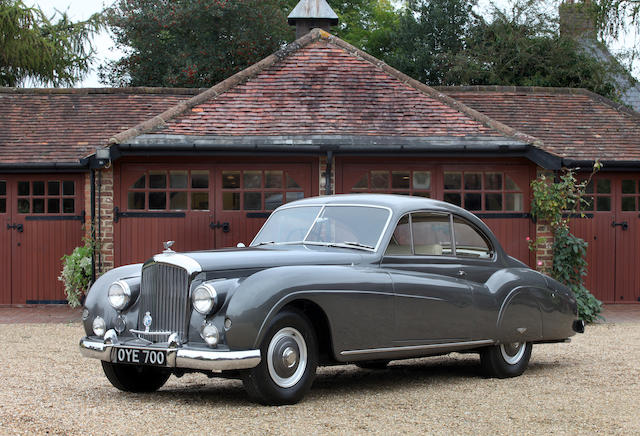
[
  {"x1": 500, "y1": 341, "x2": 526, "y2": 365},
  {"x1": 267, "y1": 327, "x2": 307, "y2": 388}
]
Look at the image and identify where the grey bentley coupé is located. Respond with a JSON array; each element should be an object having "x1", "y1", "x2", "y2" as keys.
[{"x1": 80, "y1": 194, "x2": 584, "y2": 405}]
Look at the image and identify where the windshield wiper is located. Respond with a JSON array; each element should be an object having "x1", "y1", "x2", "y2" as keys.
[
  {"x1": 325, "y1": 241, "x2": 375, "y2": 251},
  {"x1": 343, "y1": 241, "x2": 374, "y2": 249},
  {"x1": 254, "y1": 241, "x2": 276, "y2": 246}
]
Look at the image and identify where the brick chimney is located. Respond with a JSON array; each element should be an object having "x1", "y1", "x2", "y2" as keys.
[
  {"x1": 288, "y1": 0, "x2": 339, "y2": 39},
  {"x1": 559, "y1": 0, "x2": 597, "y2": 39}
]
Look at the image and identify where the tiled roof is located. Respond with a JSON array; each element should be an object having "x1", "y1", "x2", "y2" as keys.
[
  {"x1": 440, "y1": 86, "x2": 640, "y2": 162},
  {"x1": 0, "y1": 88, "x2": 202, "y2": 165},
  {"x1": 114, "y1": 30, "x2": 532, "y2": 144}
]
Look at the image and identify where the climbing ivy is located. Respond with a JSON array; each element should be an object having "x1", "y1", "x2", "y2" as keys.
[{"x1": 530, "y1": 163, "x2": 603, "y2": 323}]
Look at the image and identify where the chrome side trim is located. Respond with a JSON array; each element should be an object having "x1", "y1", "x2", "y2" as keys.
[
  {"x1": 129, "y1": 329, "x2": 173, "y2": 336},
  {"x1": 79, "y1": 337, "x2": 261, "y2": 371},
  {"x1": 340, "y1": 339, "x2": 495, "y2": 356},
  {"x1": 150, "y1": 253, "x2": 202, "y2": 275}
]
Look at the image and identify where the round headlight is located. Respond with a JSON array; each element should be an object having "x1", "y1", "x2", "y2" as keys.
[
  {"x1": 108, "y1": 281, "x2": 131, "y2": 310},
  {"x1": 92, "y1": 316, "x2": 106, "y2": 337},
  {"x1": 200, "y1": 323, "x2": 219, "y2": 347},
  {"x1": 192, "y1": 283, "x2": 217, "y2": 315}
]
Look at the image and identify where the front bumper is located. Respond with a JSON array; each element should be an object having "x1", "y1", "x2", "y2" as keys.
[{"x1": 79, "y1": 332, "x2": 261, "y2": 372}]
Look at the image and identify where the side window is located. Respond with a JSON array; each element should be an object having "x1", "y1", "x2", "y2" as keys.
[
  {"x1": 412, "y1": 213, "x2": 452, "y2": 256},
  {"x1": 385, "y1": 215, "x2": 412, "y2": 255},
  {"x1": 453, "y1": 217, "x2": 492, "y2": 259}
]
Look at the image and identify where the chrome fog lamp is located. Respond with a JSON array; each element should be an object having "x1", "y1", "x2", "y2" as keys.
[
  {"x1": 200, "y1": 323, "x2": 219, "y2": 347},
  {"x1": 192, "y1": 283, "x2": 217, "y2": 315},
  {"x1": 108, "y1": 280, "x2": 131, "y2": 310},
  {"x1": 92, "y1": 316, "x2": 106, "y2": 337}
]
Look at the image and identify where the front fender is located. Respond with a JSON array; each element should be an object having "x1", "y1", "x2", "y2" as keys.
[
  {"x1": 82, "y1": 264, "x2": 142, "y2": 336},
  {"x1": 224, "y1": 265, "x2": 394, "y2": 354}
]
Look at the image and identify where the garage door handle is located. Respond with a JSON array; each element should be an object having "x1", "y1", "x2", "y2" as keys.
[
  {"x1": 612, "y1": 221, "x2": 628, "y2": 230},
  {"x1": 7, "y1": 223, "x2": 23, "y2": 233},
  {"x1": 210, "y1": 221, "x2": 230, "y2": 233}
]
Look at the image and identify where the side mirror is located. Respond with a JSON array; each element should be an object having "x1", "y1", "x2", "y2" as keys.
[{"x1": 236, "y1": 242, "x2": 246, "y2": 248}]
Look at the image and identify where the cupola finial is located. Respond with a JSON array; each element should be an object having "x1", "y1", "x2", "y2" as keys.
[{"x1": 288, "y1": 0, "x2": 339, "y2": 39}]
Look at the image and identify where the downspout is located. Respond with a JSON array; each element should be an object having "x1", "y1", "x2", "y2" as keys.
[
  {"x1": 90, "y1": 168, "x2": 96, "y2": 283},
  {"x1": 324, "y1": 150, "x2": 333, "y2": 195}
]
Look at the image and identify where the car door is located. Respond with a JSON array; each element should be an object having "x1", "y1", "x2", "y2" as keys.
[{"x1": 382, "y1": 212, "x2": 475, "y2": 344}]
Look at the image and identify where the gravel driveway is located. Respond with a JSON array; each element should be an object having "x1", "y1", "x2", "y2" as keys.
[{"x1": 0, "y1": 322, "x2": 638, "y2": 435}]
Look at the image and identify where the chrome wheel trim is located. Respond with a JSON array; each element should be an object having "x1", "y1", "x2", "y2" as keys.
[
  {"x1": 267, "y1": 327, "x2": 308, "y2": 388},
  {"x1": 500, "y1": 342, "x2": 526, "y2": 365}
]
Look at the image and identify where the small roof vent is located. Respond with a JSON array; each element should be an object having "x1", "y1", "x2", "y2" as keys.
[{"x1": 288, "y1": 0, "x2": 339, "y2": 39}]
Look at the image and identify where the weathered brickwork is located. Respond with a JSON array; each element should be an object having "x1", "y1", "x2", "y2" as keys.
[
  {"x1": 535, "y1": 221, "x2": 554, "y2": 273},
  {"x1": 97, "y1": 167, "x2": 115, "y2": 275}
]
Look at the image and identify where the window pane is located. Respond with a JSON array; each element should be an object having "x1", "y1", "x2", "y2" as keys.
[
  {"x1": 18, "y1": 181, "x2": 29, "y2": 196},
  {"x1": 0, "y1": 181, "x2": 5, "y2": 196},
  {"x1": 149, "y1": 171, "x2": 166, "y2": 189},
  {"x1": 265, "y1": 171, "x2": 283, "y2": 188},
  {"x1": 464, "y1": 173, "x2": 482, "y2": 190},
  {"x1": 286, "y1": 192, "x2": 304, "y2": 203},
  {"x1": 485, "y1": 173, "x2": 502, "y2": 190},
  {"x1": 352, "y1": 174, "x2": 368, "y2": 189},
  {"x1": 191, "y1": 170, "x2": 209, "y2": 189},
  {"x1": 464, "y1": 193, "x2": 482, "y2": 210},
  {"x1": 622, "y1": 180, "x2": 636, "y2": 194},
  {"x1": 413, "y1": 171, "x2": 431, "y2": 190},
  {"x1": 222, "y1": 171, "x2": 241, "y2": 189},
  {"x1": 585, "y1": 181, "x2": 594, "y2": 194},
  {"x1": 18, "y1": 198, "x2": 30, "y2": 213},
  {"x1": 223, "y1": 192, "x2": 240, "y2": 210},
  {"x1": 32, "y1": 198, "x2": 44, "y2": 213},
  {"x1": 413, "y1": 192, "x2": 431, "y2": 198},
  {"x1": 505, "y1": 175, "x2": 520, "y2": 191},
  {"x1": 412, "y1": 213, "x2": 452, "y2": 256},
  {"x1": 48, "y1": 181, "x2": 60, "y2": 196},
  {"x1": 582, "y1": 196, "x2": 594, "y2": 211},
  {"x1": 505, "y1": 193, "x2": 523, "y2": 211},
  {"x1": 385, "y1": 215, "x2": 412, "y2": 255},
  {"x1": 62, "y1": 198, "x2": 74, "y2": 214},
  {"x1": 131, "y1": 175, "x2": 145, "y2": 189},
  {"x1": 169, "y1": 192, "x2": 187, "y2": 210},
  {"x1": 597, "y1": 179, "x2": 611, "y2": 194},
  {"x1": 244, "y1": 171, "x2": 262, "y2": 189},
  {"x1": 169, "y1": 171, "x2": 188, "y2": 189},
  {"x1": 191, "y1": 193, "x2": 209, "y2": 210},
  {"x1": 444, "y1": 192, "x2": 461, "y2": 206},
  {"x1": 391, "y1": 171, "x2": 410, "y2": 189},
  {"x1": 63, "y1": 181, "x2": 74, "y2": 196},
  {"x1": 596, "y1": 196, "x2": 611, "y2": 211},
  {"x1": 244, "y1": 192, "x2": 262, "y2": 210},
  {"x1": 265, "y1": 193, "x2": 283, "y2": 210},
  {"x1": 48, "y1": 198, "x2": 60, "y2": 214},
  {"x1": 128, "y1": 192, "x2": 145, "y2": 210},
  {"x1": 33, "y1": 181, "x2": 45, "y2": 196},
  {"x1": 149, "y1": 192, "x2": 166, "y2": 209},
  {"x1": 287, "y1": 174, "x2": 302, "y2": 189},
  {"x1": 444, "y1": 172, "x2": 461, "y2": 190},
  {"x1": 370, "y1": 171, "x2": 389, "y2": 189},
  {"x1": 0, "y1": 199, "x2": 5, "y2": 213},
  {"x1": 621, "y1": 197, "x2": 636, "y2": 211},
  {"x1": 454, "y1": 217, "x2": 492, "y2": 258},
  {"x1": 485, "y1": 193, "x2": 502, "y2": 211}
]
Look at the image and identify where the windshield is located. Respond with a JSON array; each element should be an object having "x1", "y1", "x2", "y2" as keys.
[{"x1": 252, "y1": 205, "x2": 391, "y2": 250}]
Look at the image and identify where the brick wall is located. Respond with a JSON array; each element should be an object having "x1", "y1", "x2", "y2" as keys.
[
  {"x1": 96, "y1": 167, "x2": 114, "y2": 275},
  {"x1": 535, "y1": 221, "x2": 554, "y2": 273}
]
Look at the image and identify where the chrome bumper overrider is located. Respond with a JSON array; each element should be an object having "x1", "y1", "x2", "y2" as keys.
[{"x1": 79, "y1": 334, "x2": 261, "y2": 372}]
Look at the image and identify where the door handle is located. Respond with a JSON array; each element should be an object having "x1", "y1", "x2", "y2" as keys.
[
  {"x1": 612, "y1": 221, "x2": 628, "y2": 230},
  {"x1": 457, "y1": 270, "x2": 466, "y2": 278},
  {"x1": 7, "y1": 223, "x2": 23, "y2": 233},
  {"x1": 210, "y1": 221, "x2": 230, "y2": 233}
]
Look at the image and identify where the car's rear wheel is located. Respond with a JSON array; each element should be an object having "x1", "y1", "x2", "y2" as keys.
[
  {"x1": 242, "y1": 309, "x2": 318, "y2": 405},
  {"x1": 480, "y1": 341, "x2": 532, "y2": 378},
  {"x1": 355, "y1": 360, "x2": 390, "y2": 370},
  {"x1": 101, "y1": 361, "x2": 170, "y2": 392}
]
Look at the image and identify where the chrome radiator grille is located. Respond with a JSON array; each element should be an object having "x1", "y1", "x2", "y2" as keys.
[{"x1": 137, "y1": 262, "x2": 191, "y2": 342}]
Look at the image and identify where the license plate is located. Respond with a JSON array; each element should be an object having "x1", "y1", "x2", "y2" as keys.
[{"x1": 114, "y1": 347, "x2": 167, "y2": 366}]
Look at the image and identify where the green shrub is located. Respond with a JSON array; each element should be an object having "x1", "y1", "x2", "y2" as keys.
[{"x1": 58, "y1": 238, "x2": 93, "y2": 307}]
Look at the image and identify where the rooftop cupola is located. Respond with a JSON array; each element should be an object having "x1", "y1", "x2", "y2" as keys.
[{"x1": 288, "y1": 0, "x2": 339, "y2": 39}]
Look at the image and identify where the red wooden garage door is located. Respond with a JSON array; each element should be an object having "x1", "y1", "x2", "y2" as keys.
[
  {"x1": 115, "y1": 161, "x2": 316, "y2": 266},
  {"x1": 337, "y1": 159, "x2": 534, "y2": 265},
  {"x1": 0, "y1": 175, "x2": 85, "y2": 304},
  {"x1": 571, "y1": 174, "x2": 640, "y2": 303}
]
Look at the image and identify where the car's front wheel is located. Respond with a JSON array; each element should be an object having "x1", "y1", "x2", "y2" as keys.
[
  {"x1": 480, "y1": 341, "x2": 532, "y2": 378},
  {"x1": 101, "y1": 361, "x2": 170, "y2": 392},
  {"x1": 242, "y1": 309, "x2": 318, "y2": 405}
]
